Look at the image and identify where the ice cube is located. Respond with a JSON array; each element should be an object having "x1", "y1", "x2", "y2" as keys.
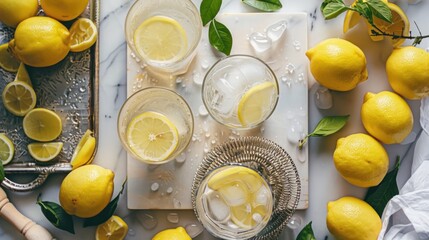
[
  {"x1": 315, "y1": 85, "x2": 333, "y2": 109},
  {"x1": 266, "y1": 20, "x2": 287, "y2": 42},
  {"x1": 249, "y1": 32, "x2": 272, "y2": 53},
  {"x1": 238, "y1": 60, "x2": 268, "y2": 85},
  {"x1": 219, "y1": 182, "x2": 249, "y2": 207},
  {"x1": 205, "y1": 191, "x2": 231, "y2": 222},
  {"x1": 254, "y1": 185, "x2": 270, "y2": 206}
]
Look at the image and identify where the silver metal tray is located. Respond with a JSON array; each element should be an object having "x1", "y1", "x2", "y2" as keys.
[{"x1": 0, "y1": 1, "x2": 99, "y2": 191}]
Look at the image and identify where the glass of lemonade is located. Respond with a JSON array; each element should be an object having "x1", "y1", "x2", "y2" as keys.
[
  {"x1": 195, "y1": 165, "x2": 274, "y2": 240},
  {"x1": 125, "y1": 0, "x2": 202, "y2": 76},
  {"x1": 202, "y1": 55, "x2": 279, "y2": 130},
  {"x1": 117, "y1": 87, "x2": 194, "y2": 164}
]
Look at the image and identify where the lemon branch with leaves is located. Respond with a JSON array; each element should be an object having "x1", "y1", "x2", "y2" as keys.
[{"x1": 321, "y1": 0, "x2": 428, "y2": 46}]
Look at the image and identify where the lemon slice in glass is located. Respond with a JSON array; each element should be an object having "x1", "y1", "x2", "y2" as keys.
[
  {"x1": 126, "y1": 111, "x2": 179, "y2": 162},
  {"x1": 28, "y1": 142, "x2": 63, "y2": 162},
  {"x1": 69, "y1": 18, "x2": 98, "y2": 52},
  {"x1": 0, "y1": 43, "x2": 20, "y2": 72},
  {"x1": 23, "y1": 108, "x2": 62, "y2": 142},
  {"x1": 208, "y1": 166, "x2": 263, "y2": 192},
  {"x1": 71, "y1": 129, "x2": 96, "y2": 170},
  {"x1": 237, "y1": 82, "x2": 277, "y2": 127},
  {"x1": 230, "y1": 204, "x2": 268, "y2": 229},
  {"x1": 95, "y1": 215, "x2": 128, "y2": 240},
  {"x1": 2, "y1": 81, "x2": 36, "y2": 116},
  {"x1": 133, "y1": 16, "x2": 188, "y2": 62},
  {"x1": 0, "y1": 133, "x2": 14, "y2": 165}
]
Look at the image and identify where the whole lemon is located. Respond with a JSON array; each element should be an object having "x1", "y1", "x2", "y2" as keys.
[
  {"x1": 152, "y1": 227, "x2": 191, "y2": 240},
  {"x1": 59, "y1": 165, "x2": 114, "y2": 218},
  {"x1": 306, "y1": 38, "x2": 368, "y2": 91},
  {"x1": 40, "y1": 0, "x2": 89, "y2": 21},
  {"x1": 0, "y1": 0, "x2": 39, "y2": 28},
  {"x1": 386, "y1": 46, "x2": 429, "y2": 99},
  {"x1": 333, "y1": 133, "x2": 388, "y2": 187},
  {"x1": 361, "y1": 91, "x2": 413, "y2": 144},
  {"x1": 9, "y1": 16, "x2": 70, "y2": 67},
  {"x1": 327, "y1": 196, "x2": 382, "y2": 240}
]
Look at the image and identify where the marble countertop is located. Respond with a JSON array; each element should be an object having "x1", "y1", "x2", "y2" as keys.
[{"x1": 1, "y1": 0, "x2": 429, "y2": 239}]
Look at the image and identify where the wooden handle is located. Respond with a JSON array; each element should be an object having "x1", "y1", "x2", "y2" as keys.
[{"x1": 0, "y1": 188, "x2": 53, "y2": 240}]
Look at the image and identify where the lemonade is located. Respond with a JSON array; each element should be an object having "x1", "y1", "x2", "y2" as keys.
[
  {"x1": 195, "y1": 165, "x2": 273, "y2": 240},
  {"x1": 202, "y1": 55, "x2": 279, "y2": 129}
]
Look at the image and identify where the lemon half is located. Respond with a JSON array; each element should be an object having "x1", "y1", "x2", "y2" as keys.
[
  {"x1": 0, "y1": 133, "x2": 14, "y2": 165},
  {"x1": 95, "y1": 215, "x2": 128, "y2": 240},
  {"x1": 69, "y1": 18, "x2": 98, "y2": 52}
]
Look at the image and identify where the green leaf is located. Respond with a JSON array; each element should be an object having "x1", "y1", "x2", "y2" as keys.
[
  {"x1": 366, "y1": 0, "x2": 392, "y2": 23},
  {"x1": 321, "y1": 2, "x2": 348, "y2": 20},
  {"x1": 364, "y1": 157, "x2": 400, "y2": 217},
  {"x1": 242, "y1": 0, "x2": 282, "y2": 12},
  {"x1": 310, "y1": 115, "x2": 350, "y2": 137},
  {"x1": 209, "y1": 19, "x2": 232, "y2": 55},
  {"x1": 0, "y1": 161, "x2": 4, "y2": 183},
  {"x1": 355, "y1": 0, "x2": 373, "y2": 23},
  {"x1": 83, "y1": 179, "x2": 127, "y2": 227},
  {"x1": 37, "y1": 194, "x2": 74, "y2": 234},
  {"x1": 200, "y1": 0, "x2": 222, "y2": 26},
  {"x1": 296, "y1": 221, "x2": 316, "y2": 240}
]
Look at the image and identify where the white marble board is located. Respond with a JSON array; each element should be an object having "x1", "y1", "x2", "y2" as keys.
[{"x1": 127, "y1": 12, "x2": 309, "y2": 210}]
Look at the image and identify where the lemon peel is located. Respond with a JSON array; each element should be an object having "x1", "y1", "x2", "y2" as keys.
[{"x1": 71, "y1": 129, "x2": 96, "y2": 170}]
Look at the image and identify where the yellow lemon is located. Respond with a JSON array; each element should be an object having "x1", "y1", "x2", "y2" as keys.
[
  {"x1": 306, "y1": 38, "x2": 368, "y2": 91},
  {"x1": 0, "y1": 43, "x2": 20, "y2": 72},
  {"x1": 361, "y1": 91, "x2": 413, "y2": 144},
  {"x1": 333, "y1": 133, "x2": 389, "y2": 187},
  {"x1": 59, "y1": 165, "x2": 114, "y2": 218},
  {"x1": 40, "y1": 0, "x2": 89, "y2": 21},
  {"x1": 23, "y1": 108, "x2": 62, "y2": 142},
  {"x1": 0, "y1": 133, "x2": 14, "y2": 165},
  {"x1": 327, "y1": 196, "x2": 382, "y2": 240},
  {"x1": 69, "y1": 18, "x2": 98, "y2": 52},
  {"x1": 28, "y1": 142, "x2": 63, "y2": 162},
  {"x1": 95, "y1": 215, "x2": 128, "y2": 240},
  {"x1": 152, "y1": 227, "x2": 191, "y2": 240},
  {"x1": 70, "y1": 129, "x2": 96, "y2": 169},
  {"x1": 9, "y1": 16, "x2": 70, "y2": 67},
  {"x1": 0, "y1": 0, "x2": 39, "y2": 28},
  {"x1": 386, "y1": 46, "x2": 429, "y2": 100}
]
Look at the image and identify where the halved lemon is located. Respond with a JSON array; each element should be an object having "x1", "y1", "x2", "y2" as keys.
[
  {"x1": 0, "y1": 133, "x2": 14, "y2": 165},
  {"x1": 343, "y1": 0, "x2": 388, "y2": 33},
  {"x1": 95, "y1": 215, "x2": 128, "y2": 240},
  {"x1": 70, "y1": 129, "x2": 96, "y2": 169},
  {"x1": 0, "y1": 43, "x2": 20, "y2": 72},
  {"x1": 23, "y1": 108, "x2": 62, "y2": 142},
  {"x1": 126, "y1": 111, "x2": 179, "y2": 162},
  {"x1": 2, "y1": 81, "x2": 36, "y2": 116},
  {"x1": 69, "y1": 18, "x2": 98, "y2": 52},
  {"x1": 28, "y1": 142, "x2": 63, "y2": 162},
  {"x1": 133, "y1": 16, "x2": 188, "y2": 62},
  {"x1": 237, "y1": 82, "x2": 277, "y2": 127}
]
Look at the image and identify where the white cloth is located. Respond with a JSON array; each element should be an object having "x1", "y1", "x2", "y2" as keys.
[{"x1": 378, "y1": 97, "x2": 429, "y2": 240}]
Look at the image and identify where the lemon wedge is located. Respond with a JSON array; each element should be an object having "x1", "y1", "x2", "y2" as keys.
[
  {"x1": 23, "y1": 108, "x2": 62, "y2": 142},
  {"x1": 133, "y1": 16, "x2": 188, "y2": 62},
  {"x1": 2, "y1": 81, "x2": 36, "y2": 116},
  {"x1": 28, "y1": 142, "x2": 63, "y2": 162},
  {"x1": 237, "y1": 82, "x2": 277, "y2": 127},
  {"x1": 0, "y1": 133, "x2": 14, "y2": 165},
  {"x1": 69, "y1": 18, "x2": 98, "y2": 52},
  {"x1": 15, "y1": 63, "x2": 32, "y2": 86},
  {"x1": 70, "y1": 129, "x2": 96, "y2": 169},
  {"x1": 95, "y1": 215, "x2": 128, "y2": 240},
  {"x1": 0, "y1": 43, "x2": 20, "y2": 72},
  {"x1": 126, "y1": 111, "x2": 179, "y2": 162}
]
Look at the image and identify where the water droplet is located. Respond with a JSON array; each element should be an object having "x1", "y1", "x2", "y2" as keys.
[
  {"x1": 166, "y1": 187, "x2": 173, "y2": 194},
  {"x1": 185, "y1": 223, "x2": 204, "y2": 238},
  {"x1": 205, "y1": 132, "x2": 211, "y2": 138},
  {"x1": 266, "y1": 20, "x2": 287, "y2": 42},
  {"x1": 137, "y1": 213, "x2": 158, "y2": 230},
  {"x1": 287, "y1": 215, "x2": 303, "y2": 229},
  {"x1": 201, "y1": 60, "x2": 210, "y2": 70},
  {"x1": 281, "y1": 76, "x2": 292, "y2": 87},
  {"x1": 249, "y1": 32, "x2": 272, "y2": 52},
  {"x1": 167, "y1": 213, "x2": 180, "y2": 223},
  {"x1": 401, "y1": 131, "x2": 417, "y2": 145},
  {"x1": 297, "y1": 73, "x2": 305, "y2": 83},
  {"x1": 315, "y1": 85, "x2": 333, "y2": 109},
  {"x1": 151, "y1": 182, "x2": 160, "y2": 192},
  {"x1": 287, "y1": 119, "x2": 304, "y2": 144},
  {"x1": 175, "y1": 152, "x2": 186, "y2": 163},
  {"x1": 128, "y1": 228, "x2": 136, "y2": 236},
  {"x1": 198, "y1": 105, "x2": 209, "y2": 117},
  {"x1": 293, "y1": 40, "x2": 301, "y2": 51},
  {"x1": 79, "y1": 86, "x2": 86, "y2": 93},
  {"x1": 176, "y1": 77, "x2": 184, "y2": 84},
  {"x1": 193, "y1": 71, "x2": 203, "y2": 85},
  {"x1": 260, "y1": 127, "x2": 265, "y2": 133},
  {"x1": 285, "y1": 63, "x2": 295, "y2": 74},
  {"x1": 173, "y1": 199, "x2": 182, "y2": 209}
]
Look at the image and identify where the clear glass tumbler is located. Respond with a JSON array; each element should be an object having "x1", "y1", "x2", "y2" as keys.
[
  {"x1": 125, "y1": 0, "x2": 202, "y2": 76},
  {"x1": 117, "y1": 87, "x2": 194, "y2": 164}
]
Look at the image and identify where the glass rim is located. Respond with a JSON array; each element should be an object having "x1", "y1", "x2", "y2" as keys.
[
  {"x1": 201, "y1": 54, "x2": 280, "y2": 130},
  {"x1": 117, "y1": 86, "x2": 194, "y2": 164},
  {"x1": 124, "y1": 0, "x2": 203, "y2": 69}
]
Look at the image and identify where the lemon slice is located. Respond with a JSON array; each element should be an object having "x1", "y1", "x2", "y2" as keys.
[
  {"x1": 230, "y1": 204, "x2": 268, "y2": 229},
  {"x1": 23, "y1": 108, "x2": 62, "y2": 142},
  {"x1": 133, "y1": 16, "x2": 188, "y2": 62},
  {"x1": 208, "y1": 166, "x2": 263, "y2": 193},
  {"x1": 71, "y1": 129, "x2": 96, "y2": 169},
  {"x1": 28, "y1": 142, "x2": 63, "y2": 162},
  {"x1": 237, "y1": 82, "x2": 277, "y2": 127},
  {"x1": 126, "y1": 111, "x2": 179, "y2": 162},
  {"x1": 0, "y1": 133, "x2": 14, "y2": 165},
  {"x1": 95, "y1": 215, "x2": 128, "y2": 240},
  {"x1": 0, "y1": 43, "x2": 20, "y2": 72},
  {"x1": 2, "y1": 81, "x2": 36, "y2": 116},
  {"x1": 69, "y1": 18, "x2": 98, "y2": 52}
]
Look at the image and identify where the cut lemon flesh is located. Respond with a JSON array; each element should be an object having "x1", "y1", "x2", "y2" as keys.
[
  {"x1": 69, "y1": 18, "x2": 98, "y2": 52},
  {"x1": 15, "y1": 63, "x2": 32, "y2": 86},
  {"x1": 2, "y1": 81, "x2": 36, "y2": 116},
  {"x1": 28, "y1": 142, "x2": 63, "y2": 162},
  {"x1": 23, "y1": 108, "x2": 62, "y2": 142},
  {"x1": 230, "y1": 204, "x2": 268, "y2": 229},
  {"x1": 71, "y1": 129, "x2": 96, "y2": 169},
  {"x1": 126, "y1": 111, "x2": 178, "y2": 162},
  {"x1": 208, "y1": 166, "x2": 263, "y2": 193},
  {"x1": 343, "y1": 0, "x2": 388, "y2": 33},
  {"x1": 95, "y1": 215, "x2": 128, "y2": 240},
  {"x1": 237, "y1": 82, "x2": 277, "y2": 127},
  {"x1": 0, "y1": 43, "x2": 20, "y2": 72},
  {"x1": 133, "y1": 16, "x2": 188, "y2": 62},
  {"x1": 0, "y1": 133, "x2": 14, "y2": 165}
]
